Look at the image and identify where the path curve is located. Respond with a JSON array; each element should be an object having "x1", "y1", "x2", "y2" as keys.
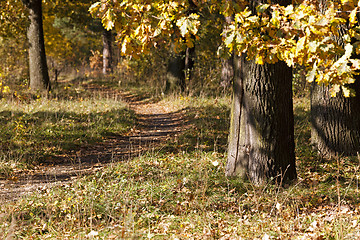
[{"x1": 0, "y1": 88, "x2": 188, "y2": 203}]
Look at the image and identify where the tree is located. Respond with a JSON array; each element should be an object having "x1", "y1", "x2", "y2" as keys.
[
  {"x1": 43, "y1": 0, "x2": 104, "y2": 79},
  {"x1": 0, "y1": 1, "x2": 28, "y2": 87},
  {"x1": 165, "y1": 43, "x2": 195, "y2": 93},
  {"x1": 90, "y1": 0, "x2": 360, "y2": 185},
  {"x1": 102, "y1": 28, "x2": 113, "y2": 75},
  {"x1": 220, "y1": 55, "x2": 233, "y2": 90},
  {"x1": 0, "y1": 0, "x2": 27, "y2": 39},
  {"x1": 21, "y1": 0, "x2": 51, "y2": 92},
  {"x1": 311, "y1": 82, "x2": 360, "y2": 157},
  {"x1": 310, "y1": 19, "x2": 360, "y2": 157},
  {"x1": 220, "y1": 15, "x2": 234, "y2": 90},
  {"x1": 166, "y1": 49, "x2": 186, "y2": 93},
  {"x1": 225, "y1": 55, "x2": 296, "y2": 185}
]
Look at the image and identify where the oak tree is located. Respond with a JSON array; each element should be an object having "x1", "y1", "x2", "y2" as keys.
[{"x1": 91, "y1": 0, "x2": 360, "y2": 184}]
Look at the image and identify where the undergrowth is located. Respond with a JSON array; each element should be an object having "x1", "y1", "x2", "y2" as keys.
[{"x1": 0, "y1": 78, "x2": 360, "y2": 239}]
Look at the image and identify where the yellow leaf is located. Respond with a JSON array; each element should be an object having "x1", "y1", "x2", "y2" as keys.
[
  {"x1": 330, "y1": 84, "x2": 340, "y2": 97},
  {"x1": 271, "y1": 10, "x2": 280, "y2": 27},
  {"x1": 102, "y1": 9, "x2": 115, "y2": 30},
  {"x1": 284, "y1": 5, "x2": 294, "y2": 16},
  {"x1": 255, "y1": 55, "x2": 264, "y2": 65},
  {"x1": 349, "y1": 7, "x2": 358, "y2": 25},
  {"x1": 2, "y1": 86, "x2": 10, "y2": 93},
  {"x1": 89, "y1": 2, "x2": 101, "y2": 15},
  {"x1": 308, "y1": 41, "x2": 318, "y2": 53},
  {"x1": 296, "y1": 36, "x2": 306, "y2": 55},
  {"x1": 342, "y1": 85, "x2": 352, "y2": 97},
  {"x1": 185, "y1": 39, "x2": 194, "y2": 48},
  {"x1": 307, "y1": 61, "x2": 317, "y2": 82}
]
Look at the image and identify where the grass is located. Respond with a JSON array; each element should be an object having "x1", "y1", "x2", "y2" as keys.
[
  {"x1": 0, "y1": 80, "x2": 135, "y2": 177},
  {"x1": 1, "y1": 78, "x2": 360, "y2": 239}
]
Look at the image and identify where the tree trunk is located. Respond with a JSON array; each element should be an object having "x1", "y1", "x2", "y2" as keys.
[
  {"x1": 310, "y1": 82, "x2": 360, "y2": 157},
  {"x1": 310, "y1": 4, "x2": 360, "y2": 157},
  {"x1": 220, "y1": 16, "x2": 234, "y2": 90},
  {"x1": 102, "y1": 29, "x2": 113, "y2": 75},
  {"x1": 185, "y1": 46, "x2": 195, "y2": 92},
  {"x1": 165, "y1": 51, "x2": 186, "y2": 93},
  {"x1": 23, "y1": 0, "x2": 51, "y2": 92},
  {"x1": 165, "y1": 1, "x2": 196, "y2": 93},
  {"x1": 226, "y1": 54, "x2": 296, "y2": 185},
  {"x1": 221, "y1": 56, "x2": 234, "y2": 90}
]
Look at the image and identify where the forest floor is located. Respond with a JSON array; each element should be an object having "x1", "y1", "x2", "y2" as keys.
[
  {"x1": 0, "y1": 83, "x2": 189, "y2": 202},
  {"x1": 1, "y1": 78, "x2": 360, "y2": 239}
]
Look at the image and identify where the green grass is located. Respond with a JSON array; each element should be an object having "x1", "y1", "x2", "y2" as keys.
[
  {"x1": 160, "y1": 94, "x2": 231, "y2": 154},
  {"x1": 1, "y1": 79, "x2": 360, "y2": 239},
  {"x1": 0, "y1": 81, "x2": 135, "y2": 176}
]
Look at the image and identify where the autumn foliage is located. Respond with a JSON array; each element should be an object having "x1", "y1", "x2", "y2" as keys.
[{"x1": 90, "y1": 0, "x2": 360, "y2": 96}]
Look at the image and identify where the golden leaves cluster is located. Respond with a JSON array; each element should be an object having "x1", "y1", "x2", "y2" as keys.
[
  {"x1": 89, "y1": 0, "x2": 200, "y2": 57},
  {"x1": 223, "y1": 0, "x2": 360, "y2": 96},
  {"x1": 91, "y1": 0, "x2": 360, "y2": 96}
]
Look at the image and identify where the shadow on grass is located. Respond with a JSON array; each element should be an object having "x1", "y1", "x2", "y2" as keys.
[
  {"x1": 292, "y1": 98, "x2": 360, "y2": 207},
  {"x1": 160, "y1": 104, "x2": 230, "y2": 154},
  {"x1": 0, "y1": 108, "x2": 135, "y2": 165}
]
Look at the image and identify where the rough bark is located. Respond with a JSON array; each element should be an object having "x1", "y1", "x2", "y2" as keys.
[
  {"x1": 310, "y1": 4, "x2": 360, "y2": 157},
  {"x1": 226, "y1": 53, "x2": 296, "y2": 185},
  {"x1": 221, "y1": 56, "x2": 234, "y2": 90},
  {"x1": 102, "y1": 29, "x2": 113, "y2": 75},
  {"x1": 24, "y1": 0, "x2": 51, "y2": 92},
  {"x1": 311, "y1": 82, "x2": 360, "y2": 157}
]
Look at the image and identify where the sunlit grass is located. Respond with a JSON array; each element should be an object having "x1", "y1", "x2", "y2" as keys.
[
  {"x1": 0, "y1": 79, "x2": 360, "y2": 239},
  {"x1": 0, "y1": 91, "x2": 135, "y2": 174},
  {"x1": 2, "y1": 149, "x2": 359, "y2": 238}
]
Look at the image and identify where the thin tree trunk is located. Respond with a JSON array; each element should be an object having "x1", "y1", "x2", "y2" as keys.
[
  {"x1": 165, "y1": 50, "x2": 186, "y2": 93},
  {"x1": 226, "y1": 54, "x2": 296, "y2": 185},
  {"x1": 220, "y1": 16, "x2": 234, "y2": 90},
  {"x1": 185, "y1": 46, "x2": 195, "y2": 92},
  {"x1": 102, "y1": 29, "x2": 113, "y2": 75},
  {"x1": 23, "y1": 0, "x2": 51, "y2": 92},
  {"x1": 165, "y1": 0, "x2": 196, "y2": 93}
]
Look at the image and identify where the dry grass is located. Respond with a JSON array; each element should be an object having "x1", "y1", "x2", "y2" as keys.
[{"x1": 0, "y1": 79, "x2": 359, "y2": 239}]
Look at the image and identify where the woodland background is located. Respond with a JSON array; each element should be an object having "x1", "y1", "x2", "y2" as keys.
[{"x1": 0, "y1": 0, "x2": 360, "y2": 239}]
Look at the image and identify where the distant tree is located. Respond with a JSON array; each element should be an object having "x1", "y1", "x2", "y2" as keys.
[
  {"x1": 166, "y1": 49, "x2": 186, "y2": 93},
  {"x1": 220, "y1": 15, "x2": 234, "y2": 90},
  {"x1": 0, "y1": 0, "x2": 27, "y2": 38},
  {"x1": 0, "y1": 1, "x2": 28, "y2": 85},
  {"x1": 165, "y1": 0, "x2": 197, "y2": 93},
  {"x1": 102, "y1": 29, "x2": 113, "y2": 75},
  {"x1": 21, "y1": 0, "x2": 51, "y2": 92},
  {"x1": 43, "y1": 0, "x2": 103, "y2": 79}
]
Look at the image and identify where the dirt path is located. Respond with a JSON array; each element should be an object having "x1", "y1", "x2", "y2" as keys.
[{"x1": 0, "y1": 89, "x2": 188, "y2": 203}]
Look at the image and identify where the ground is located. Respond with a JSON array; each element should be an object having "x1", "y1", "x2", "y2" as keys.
[
  {"x1": 0, "y1": 80, "x2": 360, "y2": 239},
  {"x1": 0, "y1": 85, "x2": 188, "y2": 203}
]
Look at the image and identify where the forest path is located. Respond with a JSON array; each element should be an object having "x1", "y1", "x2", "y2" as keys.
[{"x1": 0, "y1": 85, "x2": 188, "y2": 203}]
